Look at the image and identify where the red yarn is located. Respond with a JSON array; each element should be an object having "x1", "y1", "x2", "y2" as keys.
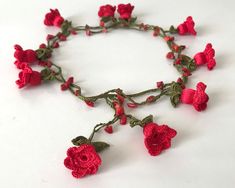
[
  {"x1": 98, "y1": 4, "x2": 116, "y2": 17},
  {"x1": 117, "y1": 3, "x2": 134, "y2": 19},
  {"x1": 143, "y1": 122, "x2": 177, "y2": 156},
  {"x1": 64, "y1": 144, "x2": 102, "y2": 178},
  {"x1": 181, "y1": 82, "x2": 209, "y2": 111},
  {"x1": 44, "y1": 9, "x2": 64, "y2": 27},
  {"x1": 194, "y1": 43, "x2": 216, "y2": 70},
  {"x1": 177, "y1": 16, "x2": 196, "y2": 35}
]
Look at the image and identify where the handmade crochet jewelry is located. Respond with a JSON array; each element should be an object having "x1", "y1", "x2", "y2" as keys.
[{"x1": 13, "y1": 3, "x2": 217, "y2": 179}]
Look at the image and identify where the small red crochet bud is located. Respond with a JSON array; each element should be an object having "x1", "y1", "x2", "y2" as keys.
[
  {"x1": 39, "y1": 43, "x2": 47, "y2": 49},
  {"x1": 146, "y1": 96, "x2": 155, "y2": 103},
  {"x1": 74, "y1": 90, "x2": 80, "y2": 96},
  {"x1": 177, "y1": 16, "x2": 196, "y2": 35},
  {"x1": 177, "y1": 77, "x2": 183, "y2": 84},
  {"x1": 143, "y1": 25, "x2": 148, "y2": 31},
  {"x1": 166, "y1": 52, "x2": 175, "y2": 59},
  {"x1": 46, "y1": 34, "x2": 54, "y2": 41},
  {"x1": 174, "y1": 59, "x2": 181, "y2": 65},
  {"x1": 85, "y1": 100, "x2": 95, "y2": 107},
  {"x1": 194, "y1": 43, "x2": 216, "y2": 70},
  {"x1": 153, "y1": 27, "x2": 160, "y2": 37},
  {"x1": 104, "y1": 125, "x2": 113, "y2": 134},
  {"x1": 53, "y1": 42, "x2": 59, "y2": 48},
  {"x1": 120, "y1": 115, "x2": 127, "y2": 125},
  {"x1": 127, "y1": 103, "x2": 138, "y2": 108},
  {"x1": 164, "y1": 36, "x2": 174, "y2": 42},
  {"x1": 114, "y1": 103, "x2": 124, "y2": 116},
  {"x1": 156, "y1": 81, "x2": 164, "y2": 90},
  {"x1": 182, "y1": 67, "x2": 191, "y2": 77},
  {"x1": 44, "y1": 9, "x2": 64, "y2": 27},
  {"x1": 59, "y1": 34, "x2": 67, "y2": 41},
  {"x1": 99, "y1": 21, "x2": 105, "y2": 27},
  {"x1": 172, "y1": 44, "x2": 179, "y2": 52},
  {"x1": 61, "y1": 77, "x2": 74, "y2": 91},
  {"x1": 117, "y1": 94, "x2": 124, "y2": 104}
]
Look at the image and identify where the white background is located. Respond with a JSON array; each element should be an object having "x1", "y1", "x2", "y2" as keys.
[{"x1": 0, "y1": 0, "x2": 235, "y2": 187}]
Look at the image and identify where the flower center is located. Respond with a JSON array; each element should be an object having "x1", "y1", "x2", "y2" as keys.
[{"x1": 80, "y1": 155, "x2": 88, "y2": 161}]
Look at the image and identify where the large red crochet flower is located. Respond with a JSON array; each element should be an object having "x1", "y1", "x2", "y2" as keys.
[
  {"x1": 16, "y1": 66, "x2": 41, "y2": 89},
  {"x1": 64, "y1": 144, "x2": 102, "y2": 178},
  {"x1": 14, "y1": 44, "x2": 37, "y2": 69},
  {"x1": 177, "y1": 16, "x2": 196, "y2": 35},
  {"x1": 180, "y1": 82, "x2": 209, "y2": 111},
  {"x1": 194, "y1": 43, "x2": 216, "y2": 70},
  {"x1": 117, "y1": 3, "x2": 134, "y2": 19},
  {"x1": 44, "y1": 9, "x2": 64, "y2": 27},
  {"x1": 143, "y1": 122, "x2": 177, "y2": 156},
  {"x1": 98, "y1": 4, "x2": 116, "y2": 17}
]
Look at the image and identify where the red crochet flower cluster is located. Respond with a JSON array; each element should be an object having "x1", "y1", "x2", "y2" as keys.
[
  {"x1": 14, "y1": 45, "x2": 41, "y2": 88},
  {"x1": 98, "y1": 4, "x2": 134, "y2": 19}
]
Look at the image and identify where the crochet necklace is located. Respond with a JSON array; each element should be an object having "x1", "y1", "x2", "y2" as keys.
[{"x1": 13, "y1": 3, "x2": 217, "y2": 179}]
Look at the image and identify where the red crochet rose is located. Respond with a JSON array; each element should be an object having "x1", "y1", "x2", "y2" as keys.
[
  {"x1": 180, "y1": 82, "x2": 209, "y2": 111},
  {"x1": 64, "y1": 144, "x2": 102, "y2": 178},
  {"x1": 16, "y1": 66, "x2": 41, "y2": 89},
  {"x1": 14, "y1": 44, "x2": 37, "y2": 69},
  {"x1": 117, "y1": 3, "x2": 134, "y2": 19},
  {"x1": 44, "y1": 9, "x2": 64, "y2": 27},
  {"x1": 143, "y1": 122, "x2": 177, "y2": 156},
  {"x1": 194, "y1": 43, "x2": 216, "y2": 70},
  {"x1": 113, "y1": 102, "x2": 124, "y2": 116},
  {"x1": 98, "y1": 4, "x2": 116, "y2": 17},
  {"x1": 177, "y1": 16, "x2": 196, "y2": 35}
]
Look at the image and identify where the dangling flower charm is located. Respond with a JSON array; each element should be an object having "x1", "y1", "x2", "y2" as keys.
[
  {"x1": 143, "y1": 122, "x2": 177, "y2": 156},
  {"x1": 14, "y1": 3, "x2": 217, "y2": 179},
  {"x1": 64, "y1": 144, "x2": 102, "y2": 178},
  {"x1": 177, "y1": 16, "x2": 197, "y2": 35}
]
